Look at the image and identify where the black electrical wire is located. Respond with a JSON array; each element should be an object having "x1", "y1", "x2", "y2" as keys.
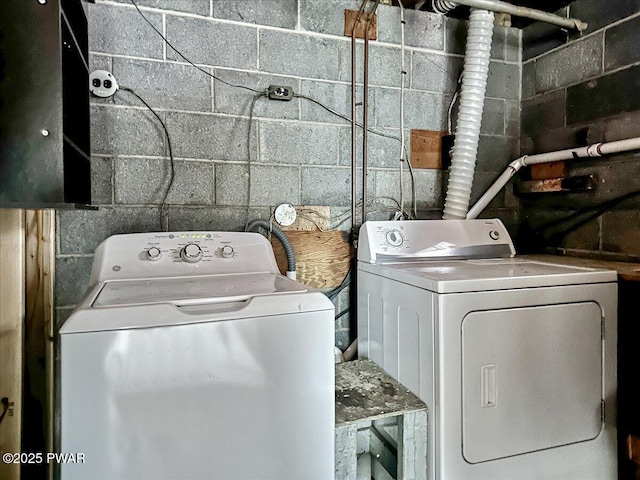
[
  {"x1": 294, "y1": 93, "x2": 402, "y2": 143},
  {"x1": 335, "y1": 308, "x2": 350, "y2": 321},
  {"x1": 245, "y1": 91, "x2": 268, "y2": 226},
  {"x1": 129, "y1": 0, "x2": 260, "y2": 94},
  {"x1": 532, "y1": 187, "x2": 640, "y2": 242},
  {"x1": 326, "y1": 268, "x2": 352, "y2": 301},
  {"x1": 119, "y1": 86, "x2": 175, "y2": 231}
]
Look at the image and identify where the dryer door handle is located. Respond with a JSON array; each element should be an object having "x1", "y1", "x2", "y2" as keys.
[{"x1": 481, "y1": 364, "x2": 497, "y2": 408}]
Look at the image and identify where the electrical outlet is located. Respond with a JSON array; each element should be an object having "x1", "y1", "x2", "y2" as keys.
[
  {"x1": 89, "y1": 70, "x2": 119, "y2": 98},
  {"x1": 268, "y1": 85, "x2": 293, "y2": 101}
]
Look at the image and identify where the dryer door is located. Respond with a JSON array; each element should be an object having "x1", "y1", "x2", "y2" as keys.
[{"x1": 461, "y1": 302, "x2": 603, "y2": 464}]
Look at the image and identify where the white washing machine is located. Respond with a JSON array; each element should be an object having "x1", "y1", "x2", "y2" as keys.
[
  {"x1": 357, "y1": 219, "x2": 617, "y2": 480},
  {"x1": 59, "y1": 231, "x2": 335, "y2": 480}
]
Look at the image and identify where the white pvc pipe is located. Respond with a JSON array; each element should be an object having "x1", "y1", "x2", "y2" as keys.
[
  {"x1": 466, "y1": 136, "x2": 640, "y2": 219},
  {"x1": 443, "y1": 8, "x2": 494, "y2": 220},
  {"x1": 438, "y1": 0, "x2": 587, "y2": 31}
]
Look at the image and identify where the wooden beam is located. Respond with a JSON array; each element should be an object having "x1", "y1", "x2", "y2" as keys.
[
  {"x1": 0, "y1": 209, "x2": 25, "y2": 480},
  {"x1": 23, "y1": 210, "x2": 55, "y2": 479}
]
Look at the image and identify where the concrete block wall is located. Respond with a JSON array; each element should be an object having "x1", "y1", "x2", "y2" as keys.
[
  {"x1": 57, "y1": 0, "x2": 521, "y2": 346},
  {"x1": 520, "y1": 2, "x2": 640, "y2": 260}
]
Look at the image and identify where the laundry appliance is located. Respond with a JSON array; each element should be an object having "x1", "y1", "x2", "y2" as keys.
[
  {"x1": 59, "y1": 231, "x2": 335, "y2": 480},
  {"x1": 357, "y1": 219, "x2": 617, "y2": 480}
]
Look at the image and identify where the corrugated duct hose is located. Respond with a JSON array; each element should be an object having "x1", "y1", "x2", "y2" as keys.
[
  {"x1": 434, "y1": 2, "x2": 495, "y2": 219},
  {"x1": 245, "y1": 220, "x2": 297, "y2": 280}
]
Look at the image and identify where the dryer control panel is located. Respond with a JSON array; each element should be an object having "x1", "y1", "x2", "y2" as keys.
[
  {"x1": 89, "y1": 232, "x2": 280, "y2": 285},
  {"x1": 358, "y1": 219, "x2": 515, "y2": 264}
]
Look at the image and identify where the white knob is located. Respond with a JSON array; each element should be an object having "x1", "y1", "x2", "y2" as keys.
[
  {"x1": 220, "y1": 245, "x2": 235, "y2": 258},
  {"x1": 147, "y1": 247, "x2": 162, "y2": 261},
  {"x1": 180, "y1": 244, "x2": 203, "y2": 263}
]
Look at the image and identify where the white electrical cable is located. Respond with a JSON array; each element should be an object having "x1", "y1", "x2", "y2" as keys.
[
  {"x1": 467, "y1": 136, "x2": 640, "y2": 219},
  {"x1": 398, "y1": 0, "x2": 407, "y2": 217}
]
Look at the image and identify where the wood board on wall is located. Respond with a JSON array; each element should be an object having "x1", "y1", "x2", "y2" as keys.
[
  {"x1": 272, "y1": 231, "x2": 354, "y2": 289},
  {"x1": 0, "y1": 209, "x2": 24, "y2": 480},
  {"x1": 410, "y1": 129, "x2": 446, "y2": 169}
]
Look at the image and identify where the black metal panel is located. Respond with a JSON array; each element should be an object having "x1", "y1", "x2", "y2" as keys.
[
  {"x1": 0, "y1": 0, "x2": 90, "y2": 207},
  {"x1": 0, "y1": 0, "x2": 64, "y2": 204}
]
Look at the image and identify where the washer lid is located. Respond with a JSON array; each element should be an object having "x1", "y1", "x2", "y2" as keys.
[
  {"x1": 358, "y1": 258, "x2": 617, "y2": 293},
  {"x1": 92, "y1": 272, "x2": 307, "y2": 308}
]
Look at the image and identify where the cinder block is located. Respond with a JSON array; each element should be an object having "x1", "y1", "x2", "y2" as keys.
[
  {"x1": 214, "y1": 70, "x2": 300, "y2": 119},
  {"x1": 377, "y1": 6, "x2": 444, "y2": 50},
  {"x1": 300, "y1": 0, "x2": 361, "y2": 37},
  {"x1": 335, "y1": 424, "x2": 358, "y2": 480},
  {"x1": 259, "y1": 122, "x2": 340, "y2": 165},
  {"x1": 215, "y1": 163, "x2": 249, "y2": 206},
  {"x1": 91, "y1": 157, "x2": 113, "y2": 205},
  {"x1": 521, "y1": 89, "x2": 566, "y2": 138},
  {"x1": 338, "y1": 127, "x2": 401, "y2": 169},
  {"x1": 522, "y1": 17, "x2": 568, "y2": 62},
  {"x1": 482, "y1": 98, "x2": 506, "y2": 136},
  {"x1": 487, "y1": 61, "x2": 520, "y2": 100},
  {"x1": 88, "y1": 3, "x2": 163, "y2": 59},
  {"x1": 260, "y1": 30, "x2": 346, "y2": 81},
  {"x1": 110, "y1": 0, "x2": 210, "y2": 16},
  {"x1": 299, "y1": 81, "x2": 368, "y2": 124},
  {"x1": 505, "y1": 28, "x2": 521, "y2": 63},
  {"x1": 567, "y1": 65, "x2": 640, "y2": 125},
  {"x1": 411, "y1": 52, "x2": 462, "y2": 93},
  {"x1": 444, "y1": 17, "x2": 467, "y2": 55},
  {"x1": 165, "y1": 112, "x2": 257, "y2": 161},
  {"x1": 605, "y1": 15, "x2": 640, "y2": 72},
  {"x1": 340, "y1": 43, "x2": 407, "y2": 88},
  {"x1": 571, "y1": 0, "x2": 639, "y2": 33},
  {"x1": 113, "y1": 57, "x2": 212, "y2": 112},
  {"x1": 91, "y1": 105, "x2": 165, "y2": 157},
  {"x1": 115, "y1": 158, "x2": 214, "y2": 205},
  {"x1": 301, "y1": 166, "x2": 371, "y2": 206},
  {"x1": 476, "y1": 135, "x2": 519, "y2": 172},
  {"x1": 248, "y1": 165, "x2": 301, "y2": 206},
  {"x1": 335, "y1": 329, "x2": 350, "y2": 350},
  {"x1": 166, "y1": 16, "x2": 258, "y2": 69},
  {"x1": 374, "y1": 168, "x2": 445, "y2": 210},
  {"x1": 505, "y1": 101, "x2": 520, "y2": 139},
  {"x1": 55, "y1": 256, "x2": 94, "y2": 306},
  {"x1": 522, "y1": 60, "x2": 535, "y2": 100},
  {"x1": 491, "y1": 26, "x2": 508, "y2": 61},
  {"x1": 58, "y1": 207, "x2": 161, "y2": 255},
  {"x1": 167, "y1": 206, "x2": 247, "y2": 232},
  {"x1": 214, "y1": 0, "x2": 297, "y2": 28},
  {"x1": 535, "y1": 32, "x2": 603, "y2": 94},
  {"x1": 375, "y1": 88, "x2": 450, "y2": 131},
  {"x1": 470, "y1": 171, "x2": 504, "y2": 207}
]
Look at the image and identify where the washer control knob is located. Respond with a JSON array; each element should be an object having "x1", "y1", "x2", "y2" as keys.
[
  {"x1": 180, "y1": 244, "x2": 203, "y2": 263},
  {"x1": 385, "y1": 229, "x2": 404, "y2": 247},
  {"x1": 220, "y1": 245, "x2": 235, "y2": 258},
  {"x1": 147, "y1": 247, "x2": 162, "y2": 261},
  {"x1": 489, "y1": 230, "x2": 500, "y2": 241}
]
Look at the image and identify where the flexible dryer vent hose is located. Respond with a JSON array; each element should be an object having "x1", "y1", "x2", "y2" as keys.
[
  {"x1": 245, "y1": 220, "x2": 297, "y2": 279},
  {"x1": 442, "y1": 8, "x2": 495, "y2": 219}
]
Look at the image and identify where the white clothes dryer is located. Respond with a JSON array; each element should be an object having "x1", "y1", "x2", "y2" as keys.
[{"x1": 357, "y1": 219, "x2": 617, "y2": 480}]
